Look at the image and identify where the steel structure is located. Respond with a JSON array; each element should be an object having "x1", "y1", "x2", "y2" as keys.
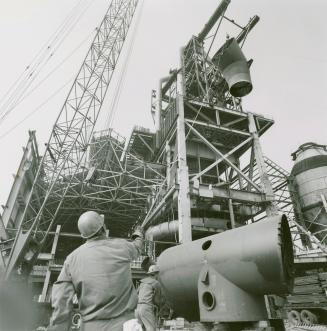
[
  {"x1": 30, "y1": 128, "x2": 162, "y2": 304},
  {"x1": 0, "y1": 0, "x2": 326, "y2": 328},
  {"x1": 141, "y1": 4, "x2": 279, "y2": 247},
  {"x1": 1, "y1": 0, "x2": 140, "y2": 278},
  {"x1": 233, "y1": 155, "x2": 327, "y2": 255},
  {"x1": 137, "y1": 3, "x2": 327, "y2": 259}
]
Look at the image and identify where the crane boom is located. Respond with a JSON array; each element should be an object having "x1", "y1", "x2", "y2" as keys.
[{"x1": 3, "y1": 0, "x2": 139, "y2": 278}]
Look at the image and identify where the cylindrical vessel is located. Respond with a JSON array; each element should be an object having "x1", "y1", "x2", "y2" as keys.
[
  {"x1": 215, "y1": 38, "x2": 253, "y2": 97},
  {"x1": 291, "y1": 143, "x2": 327, "y2": 242},
  {"x1": 157, "y1": 215, "x2": 293, "y2": 321}
]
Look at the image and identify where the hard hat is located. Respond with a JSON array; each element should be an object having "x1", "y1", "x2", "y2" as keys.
[
  {"x1": 147, "y1": 264, "x2": 159, "y2": 275},
  {"x1": 78, "y1": 211, "x2": 105, "y2": 239}
]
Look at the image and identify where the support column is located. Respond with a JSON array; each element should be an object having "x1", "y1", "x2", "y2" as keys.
[
  {"x1": 0, "y1": 214, "x2": 8, "y2": 241},
  {"x1": 176, "y1": 47, "x2": 192, "y2": 243},
  {"x1": 166, "y1": 142, "x2": 171, "y2": 187},
  {"x1": 228, "y1": 199, "x2": 236, "y2": 229},
  {"x1": 248, "y1": 113, "x2": 278, "y2": 216},
  {"x1": 40, "y1": 225, "x2": 61, "y2": 303}
]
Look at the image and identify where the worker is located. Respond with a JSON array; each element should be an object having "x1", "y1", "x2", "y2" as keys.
[
  {"x1": 135, "y1": 264, "x2": 161, "y2": 331},
  {"x1": 47, "y1": 210, "x2": 143, "y2": 331}
]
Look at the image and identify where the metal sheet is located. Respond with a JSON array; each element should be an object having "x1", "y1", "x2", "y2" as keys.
[{"x1": 157, "y1": 215, "x2": 294, "y2": 321}]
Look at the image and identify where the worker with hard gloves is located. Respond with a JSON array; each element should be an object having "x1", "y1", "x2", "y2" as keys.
[
  {"x1": 47, "y1": 210, "x2": 164, "y2": 331},
  {"x1": 47, "y1": 211, "x2": 144, "y2": 331}
]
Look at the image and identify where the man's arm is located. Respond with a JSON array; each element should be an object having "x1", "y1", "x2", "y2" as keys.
[
  {"x1": 47, "y1": 260, "x2": 75, "y2": 331},
  {"x1": 153, "y1": 280, "x2": 162, "y2": 307},
  {"x1": 126, "y1": 227, "x2": 144, "y2": 260}
]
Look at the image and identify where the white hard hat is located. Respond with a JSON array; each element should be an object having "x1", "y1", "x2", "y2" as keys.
[
  {"x1": 78, "y1": 211, "x2": 105, "y2": 239},
  {"x1": 147, "y1": 264, "x2": 159, "y2": 275}
]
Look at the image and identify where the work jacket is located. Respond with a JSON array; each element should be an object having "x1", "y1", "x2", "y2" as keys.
[
  {"x1": 48, "y1": 235, "x2": 142, "y2": 330},
  {"x1": 137, "y1": 277, "x2": 161, "y2": 306}
]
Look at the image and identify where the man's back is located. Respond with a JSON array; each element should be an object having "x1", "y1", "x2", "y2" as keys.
[
  {"x1": 48, "y1": 211, "x2": 144, "y2": 331},
  {"x1": 137, "y1": 277, "x2": 160, "y2": 306},
  {"x1": 67, "y1": 237, "x2": 139, "y2": 320},
  {"x1": 50, "y1": 236, "x2": 142, "y2": 329}
]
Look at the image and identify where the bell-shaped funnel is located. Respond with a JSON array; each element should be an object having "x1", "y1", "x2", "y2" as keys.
[{"x1": 215, "y1": 38, "x2": 253, "y2": 97}]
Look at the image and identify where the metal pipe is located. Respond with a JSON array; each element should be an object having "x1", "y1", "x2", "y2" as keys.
[
  {"x1": 161, "y1": 70, "x2": 178, "y2": 97},
  {"x1": 145, "y1": 218, "x2": 228, "y2": 241},
  {"x1": 157, "y1": 76, "x2": 170, "y2": 131},
  {"x1": 145, "y1": 220, "x2": 179, "y2": 241},
  {"x1": 228, "y1": 198, "x2": 235, "y2": 228},
  {"x1": 236, "y1": 15, "x2": 260, "y2": 44},
  {"x1": 197, "y1": 0, "x2": 231, "y2": 42}
]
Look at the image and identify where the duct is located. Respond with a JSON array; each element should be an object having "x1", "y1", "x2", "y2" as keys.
[
  {"x1": 157, "y1": 76, "x2": 170, "y2": 131},
  {"x1": 214, "y1": 38, "x2": 253, "y2": 97},
  {"x1": 197, "y1": 0, "x2": 231, "y2": 42},
  {"x1": 145, "y1": 218, "x2": 228, "y2": 241},
  {"x1": 157, "y1": 215, "x2": 294, "y2": 322},
  {"x1": 236, "y1": 15, "x2": 260, "y2": 44},
  {"x1": 145, "y1": 221, "x2": 178, "y2": 241}
]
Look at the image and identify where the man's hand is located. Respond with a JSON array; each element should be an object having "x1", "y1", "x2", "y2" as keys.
[{"x1": 131, "y1": 226, "x2": 144, "y2": 240}]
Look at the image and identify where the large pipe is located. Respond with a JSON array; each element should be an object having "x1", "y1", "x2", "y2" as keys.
[
  {"x1": 145, "y1": 218, "x2": 228, "y2": 241},
  {"x1": 157, "y1": 76, "x2": 170, "y2": 132},
  {"x1": 197, "y1": 0, "x2": 231, "y2": 42},
  {"x1": 236, "y1": 15, "x2": 260, "y2": 44},
  {"x1": 146, "y1": 221, "x2": 179, "y2": 241},
  {"x1": 157, "y1": 215, "x2": 294, "y2": 322}
]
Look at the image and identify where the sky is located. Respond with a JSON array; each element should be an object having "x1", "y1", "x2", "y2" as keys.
[{"x1": 0, "y1": 0, "x2": 326, "y2": 206}]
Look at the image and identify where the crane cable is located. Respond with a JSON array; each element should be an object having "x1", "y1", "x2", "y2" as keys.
[
  {"x1": 0, "y1": 79, "x2": 74, "y2": 140},
  {"x1": 0, "y1": 0, "x2": 93, "y2": 125},
  {"x1": 0, "y1": 0, "x2": 92, "y2": 123},
  {"x1": 0, "y1": 27, "x2": 97, "y2": 139},
  {"x1": 0, "y1": 0, "x2": 90, "y2": 114},
  {"x1": 1, "y1": 29, "x2": 95, "y2": 122},
  {"x1": 103, "y1": 0, "x2": 145, "y2": 130}
]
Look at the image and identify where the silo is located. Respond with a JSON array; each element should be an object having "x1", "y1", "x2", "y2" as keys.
[{"x1": 290, "y1": 143, "x2": 327, "y2": 243}]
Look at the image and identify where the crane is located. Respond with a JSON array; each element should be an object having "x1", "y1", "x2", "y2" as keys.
[{"x1": 1, "y1": 0, "x2": 139, "y2": 279}]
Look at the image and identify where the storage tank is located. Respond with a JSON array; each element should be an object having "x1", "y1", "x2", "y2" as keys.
[{"x1": 290, "y1": 142, "x2": 327, "y2": 243}]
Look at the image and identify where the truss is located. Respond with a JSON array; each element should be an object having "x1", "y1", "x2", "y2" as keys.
[
  {"x1": 2, "y1": 0, "x2": 140, "y2": 278},
  {"x1": 231, "y1": 156, "x2": 327, "y2": 255}
]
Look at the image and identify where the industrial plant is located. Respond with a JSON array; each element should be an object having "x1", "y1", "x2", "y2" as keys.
[{"x1": 0, "y1": 1, "x2": 326, "y2": 330}]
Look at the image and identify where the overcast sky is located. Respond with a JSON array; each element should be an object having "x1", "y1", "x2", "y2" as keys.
[{"x1": 0, "y1": 0, "x2": 326, "y2": 206}]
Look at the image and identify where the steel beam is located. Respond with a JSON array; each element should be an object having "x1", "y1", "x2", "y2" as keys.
[
  {"x1": 186, "y1": 122, "x2": 262, "y2": 192},
  {"x1": 176, "y1": 48, "x2": 192, "y2": 243},
  {"x1": 191, "y1": 136, "x2": 253, "y2": 182},
  {"x1": 197, "y1": 0, "x2": 231, "y2": 42},
  {"x1": 248, "y1": 113, "x2": 278, "y2": 216},
  {"x1": 191, "y1": 184, "x2": 266, "y2": 204}
]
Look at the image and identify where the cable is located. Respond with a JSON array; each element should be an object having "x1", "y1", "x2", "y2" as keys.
[
  {"x1": 0, "y1": 0, "x2": 85, "y2": 109},
  {"x1": 103, "y1": 0, "x2": 145, "y2": 129},
  {"x1": 105, "y1": 0, "x2": 144, "y2": 128},
  {"x1": 0, "y1": 0, "x2": 87, "y2": 110},
  {"x1": 0, "y1": 0, "x2": 93, "y2": 124},
  {"x1": 0, "y1": 29, "x2": 95, "y2": 117},
  {"x1": 0, "y1": 0, "x2": 92, "y2": 120},
  {"x1": 205, "y1": 8, "x2": 226, "y2": 61},
  {"x1": 0, "y1": 78, "x2": 74, "y2": 140}
]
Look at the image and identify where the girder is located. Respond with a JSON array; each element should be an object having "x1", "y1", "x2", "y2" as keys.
[{"x1": 3, "y1": 0, "x2": 139, "y2": 278}]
